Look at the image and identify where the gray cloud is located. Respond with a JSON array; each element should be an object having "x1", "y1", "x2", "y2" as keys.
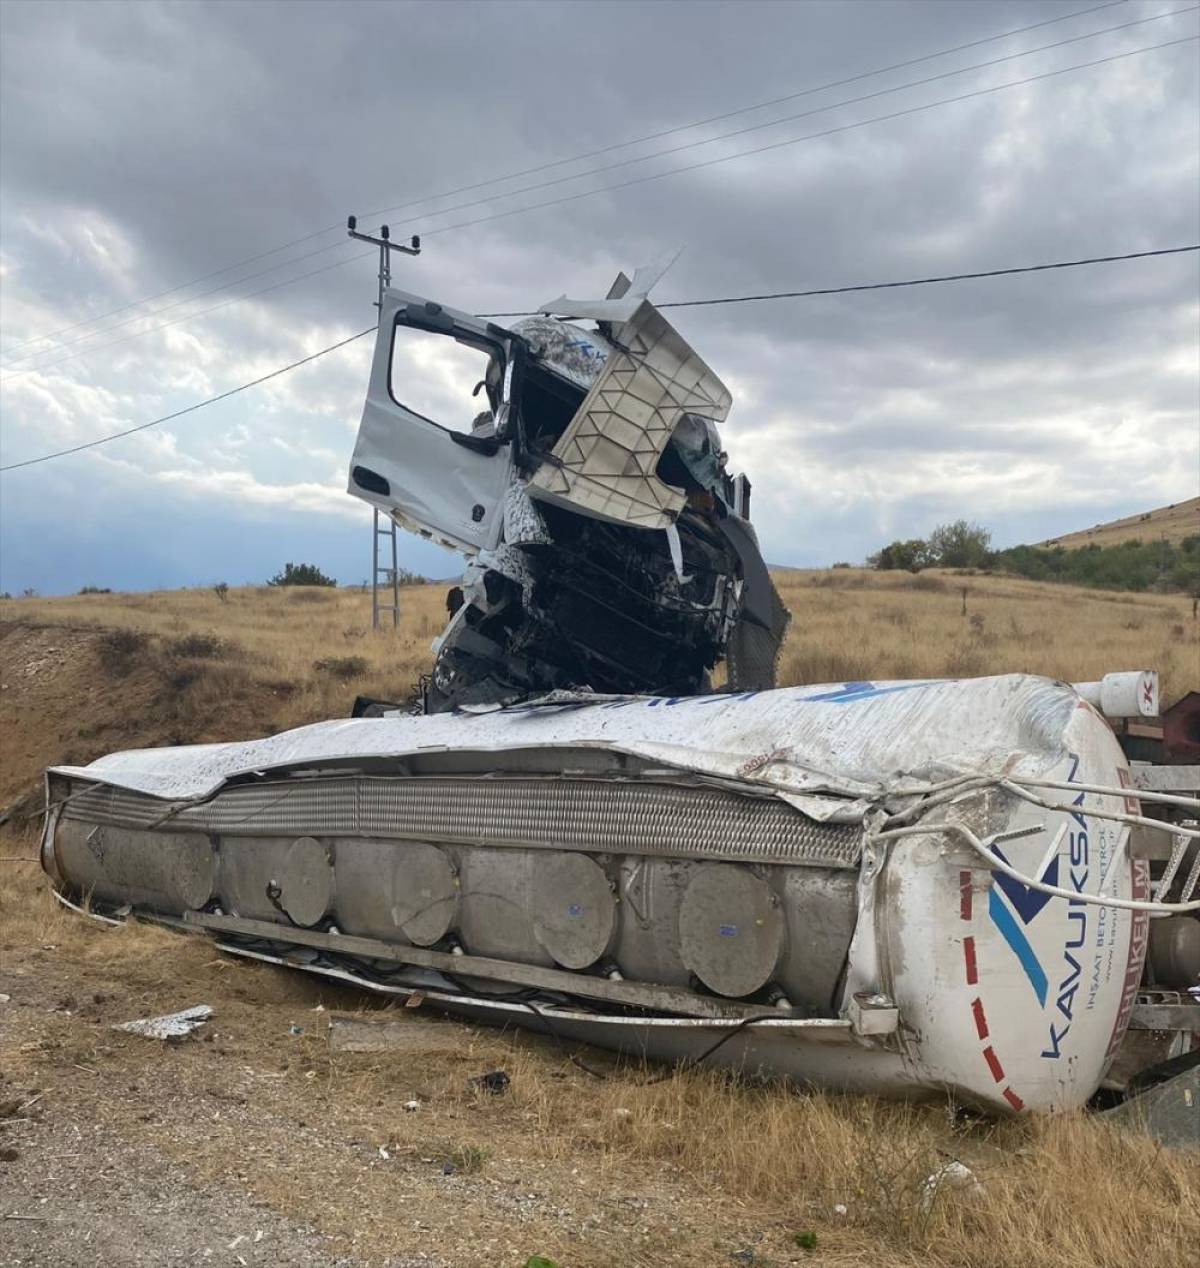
[{"x1": 1, "y1": 0, "x2": 1197, "y2": 593}]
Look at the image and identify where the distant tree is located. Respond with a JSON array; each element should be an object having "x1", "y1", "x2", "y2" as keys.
[
  {"x1": 266, "y1": 562, "x2": 337, "y2": 588},
  {"x1": 21, "y1": 587, "x2": 37, "y2": 598},
  {"x1": 927, "y1": 520, "x2": 992, "y2": 568},
  {"x1": 212, "y1": 582, "x2": 230, "y2": 602},
  {"x1": 869, "y1": 539, "x2": 934, "y2": 572},
  {"x1": 78, "y1": 585, "x2": 112, "y2": 595}
]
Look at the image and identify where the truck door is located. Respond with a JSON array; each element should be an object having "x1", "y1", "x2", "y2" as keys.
[{"x1": 347, "y1": 289, "x2": 524, "y2": 554}]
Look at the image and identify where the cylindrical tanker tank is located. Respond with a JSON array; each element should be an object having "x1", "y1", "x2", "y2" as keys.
[{"x1": 41, "y1": 673, "x2": 1196, "y2": 1115}]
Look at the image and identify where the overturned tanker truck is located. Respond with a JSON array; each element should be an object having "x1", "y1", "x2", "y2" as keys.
[{"x1": 42, "y1": 263, "x2": 1200, "y2": 1119}]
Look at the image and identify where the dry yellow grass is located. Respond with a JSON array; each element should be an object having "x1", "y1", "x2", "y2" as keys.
[
  {"x1": 3, "y1": 566, "x2": 1195, "y2": 732},
  {"x1": 1039, "y1": 495, "x2": 1200, "y2": 549},
  {"x1": 771, "y1": 568, "x2": 1197, "y2": 706}
]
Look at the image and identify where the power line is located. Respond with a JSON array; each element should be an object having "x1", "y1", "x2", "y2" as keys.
[
  {"x1": 5, "y1": 2, "x2": 1184, "y2": 375},
  {"x1": 3, "y1": 243, "x2": 1194, "y2": 474},
  {"x1": 0, "y1": 238, "x2": 365, "y2": 369},
  {"x1": 0, "y1": 0, "x2": 1133, "y2": 360},
  {"x1": 0, "y1": 329, "x2": 375, "y2": 472},
  {"x1": 417, "y1": 34, "x2": 1199, "y2": 242},
  {"x1": 4, "y1": 30, "x2": 1193, "y2": 385},
  {"x1": 480, "y1": 246, "x2": 1200, "y2": 317},
  {"x1": 360, "y1": 0, "x2": 1135, "y2": 223},
  {"x1": 358, "y1": 7, "x2": 1200, "y2": 242},
  {"x1": 0, "y1": 251, "x2": 376, "y2": 384}
]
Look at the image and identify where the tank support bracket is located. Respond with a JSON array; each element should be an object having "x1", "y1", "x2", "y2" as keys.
[{"x1": 182, "y1": 910, "x2": 794, "y2": 1022}]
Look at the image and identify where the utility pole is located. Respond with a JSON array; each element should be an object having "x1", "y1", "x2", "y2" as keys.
[{"x1": 348, "y1": 216, "x2": 420, "y2": 631}]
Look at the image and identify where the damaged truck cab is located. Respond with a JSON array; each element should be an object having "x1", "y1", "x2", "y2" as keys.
[{"x1": 347, "y1": 274, "x2": 788, "y2": 712}]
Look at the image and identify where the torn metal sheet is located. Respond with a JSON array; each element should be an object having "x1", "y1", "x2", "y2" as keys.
[
  {"x1": 1103, "y1": 1058, "x2": 1199, "y2": 1149},
  {"x1": 327, "y1": 1016, "x2": 464, "y2": 1054},
  {"x1": 526, "y1": 299, "x2": 732, "y2": 530},
  {"x1": 113, "y1": 1004, "x2": 213, "y2": 1040}
]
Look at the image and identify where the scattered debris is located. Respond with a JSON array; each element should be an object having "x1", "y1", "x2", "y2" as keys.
[
  {"x1": 833, "y1": 1203, "x2": 848, "y2": 1216},
  {"x1": 1103, "y1": 1059, "x2": 1200, "y2": 1150},
  {"x1": 378, "y1": 1145, "x2": 391, "y2": 1160},
  {"x1": 113, "y1": 1004, "x2": 213, "y2": 1040},
  {"x1": 0, "y1": 993, "x2": 11, "y2": 1003},
  {"x1": 920, "y1": 1160, "x2": 985, "y2": 1211},
  {"x1": 288, "y1": 1024, "x2": 303, "y2": 1036},
  {"x1": 327, "y1": 1015, "x2": 461, "y2": 1054},
  {"x1": 467, "y1": 1069, "x2": 510, "y2": 1095},
  {"x1": 403, "y1": 1099, "x2": 421, "y2": 1113}
]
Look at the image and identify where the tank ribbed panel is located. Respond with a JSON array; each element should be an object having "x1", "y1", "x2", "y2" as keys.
[{"x1": 62, "y1": 776, "x2": 861, "y2": 868}]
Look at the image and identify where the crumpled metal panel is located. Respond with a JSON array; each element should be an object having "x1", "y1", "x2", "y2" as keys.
[
  {"x1": 526, "y1": 300, "x2": 732, "y2": 530},
  {"x1": 49, "y1": 676, "x2": 1084, "y2": 810},
  {"x1": 62, "y1": 775, "x2": 863, "y2": 869}
]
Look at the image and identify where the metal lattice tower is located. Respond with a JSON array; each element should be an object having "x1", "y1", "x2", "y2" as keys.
[{"x1": 372, "y1": 509, "x2": 400, "y2": 630}]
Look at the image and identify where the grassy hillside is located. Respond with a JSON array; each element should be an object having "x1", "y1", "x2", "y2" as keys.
[{"x1": 1040, "y1": 495, "x2": 1200, "y2": 549}]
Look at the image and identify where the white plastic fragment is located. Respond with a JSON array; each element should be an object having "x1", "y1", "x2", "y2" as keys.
[
  {"x1": 112, "y1": 1004, "x2": 213, "y2": 1040},
  {"x1": 920, "y1": 1161, "x2": 984, "y2": 1211},
  {"x1": 403, "y1": 1099, "x2": 420, "y2": 1112},
  {"x1": 833, "y1": 1203, "x2": 847, "y2": 1216}
]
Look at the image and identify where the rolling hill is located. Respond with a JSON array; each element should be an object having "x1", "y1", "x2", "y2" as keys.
[{"x1": 1040, "y1": 496, "x2": 1199, "y2": 549}]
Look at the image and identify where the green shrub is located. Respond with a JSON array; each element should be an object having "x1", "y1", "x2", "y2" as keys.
[{"x1": 267, "y1": 562, "x2": 337, "y2": 587}]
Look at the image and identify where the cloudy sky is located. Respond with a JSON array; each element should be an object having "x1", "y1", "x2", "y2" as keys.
[{"x1": 1, "y1": 0, "x2": 1197, "y2": 595}]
